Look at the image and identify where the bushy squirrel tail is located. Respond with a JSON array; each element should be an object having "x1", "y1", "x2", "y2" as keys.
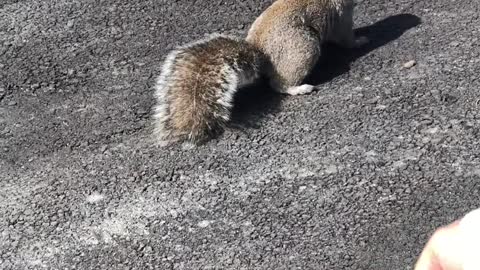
[{"x1": 152, "y1": 34, "x2": 270, "y2": 145}]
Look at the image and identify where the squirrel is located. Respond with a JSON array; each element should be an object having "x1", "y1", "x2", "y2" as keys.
[{"x1": 152, "y1": 0, "x2": 368, "y2": 145}]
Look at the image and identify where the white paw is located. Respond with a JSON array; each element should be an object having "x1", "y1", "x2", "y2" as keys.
[
  {"x1": 286, "y1": 84, "x2": 315, "y2": 96},
  {"x1": 354, "y1": 36, "x2": 369, "y2": 48}
]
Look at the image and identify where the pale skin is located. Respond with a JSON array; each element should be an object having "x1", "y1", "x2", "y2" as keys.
[
  {"x1": 415, "y1": 221, "x2": 464, "y2": 270},
  {"x1": 415, "y1": 209, "x2": 480, "y2": 270}
]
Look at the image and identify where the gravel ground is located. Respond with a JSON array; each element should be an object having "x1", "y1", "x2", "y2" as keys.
[{"x1": 1, "y1": 0, "x2": 479, "y2": 269}]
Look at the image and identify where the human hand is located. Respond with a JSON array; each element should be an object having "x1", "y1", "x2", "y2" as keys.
[{"x1": 414, "y1": 209, "x2": 480, "y2": 270}]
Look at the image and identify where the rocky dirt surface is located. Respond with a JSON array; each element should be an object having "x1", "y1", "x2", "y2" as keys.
[{"x1": 1, "y1": 0, "x2": 479, "y2": 269}]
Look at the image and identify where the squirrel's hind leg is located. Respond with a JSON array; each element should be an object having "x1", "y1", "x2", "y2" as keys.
[{"x1": 266, "y1": 28, "x2": 321, "y2": 96}]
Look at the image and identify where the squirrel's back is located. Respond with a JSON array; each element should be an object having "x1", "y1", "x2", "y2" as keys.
[
  {"x1": 153, "y1": 34, "x2": 268, "y2": 145},
  {"x1": 247, "y1": 0, "x2": 353, "y2": 41}
]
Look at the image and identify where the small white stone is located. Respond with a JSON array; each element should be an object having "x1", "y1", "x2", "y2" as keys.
[
  {"x1": 392, "y1": 160, "x2": 407, "y2": 169},
  {"x1": 325, "y1": 165, "x2": 338, "y2": 174},
  {"x1": 86, "y1": 192, "x2": 104, "y2": 203},
  {"x1": 181, "y1": 142, "x2": 195, "y2": 150},
  {"x1": 197, "y1": 220, "x2": 212, "y2": 228},
  {"x1": 353, "y1": 86, "x2": 363, "y2": 91},
  {"x1": 403, "y1": 60, "x2": 417, "y2": 69},
  {"x1": 425, "y1": 127, "x2": 439, "y2": 134}
]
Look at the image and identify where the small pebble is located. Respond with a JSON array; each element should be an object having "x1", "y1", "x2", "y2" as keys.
[
  {"x1": 450, "y1": 41, "x2": 460, "y2": 47},
  {"x1": 403, "y1": 60, "x2": 417, "y2": 69},
  {"x1": 86, "y1": 192, "x2": 105, "y2": 203},
  {"x1": 198, "y1": 220, "x2": 212, "y2": 228},
  {"x1": 366, "y1": 96, "x2": 379, "y2": 104},
  {"x1": 8, "y1": 101, "x2": 17, "y2": 106}
]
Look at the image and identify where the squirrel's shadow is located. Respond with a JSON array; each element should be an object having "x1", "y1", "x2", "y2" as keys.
[
  {"x1": 306, "y1": 13, "x2": 422, "y2": 85},
  {"x1": 230, "y1": 13, "x2": 421, "y2": 131},
  {"x1": 229, "y1": 79, "x2": 281, "y2": 131}
]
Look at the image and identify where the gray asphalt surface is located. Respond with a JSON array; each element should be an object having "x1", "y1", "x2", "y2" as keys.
[{"x1": 1, "y1": 0, "x2": 479, "y2": 269}]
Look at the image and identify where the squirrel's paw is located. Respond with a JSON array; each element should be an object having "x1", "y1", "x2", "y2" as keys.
[
  {"x1": 354, "y1": 36, "x2": 369, "y2": 48},
  {"x1": 286, "y1": 84, "x2": 316, "y2": 96}
]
